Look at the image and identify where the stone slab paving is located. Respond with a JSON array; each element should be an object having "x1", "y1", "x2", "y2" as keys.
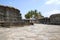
[{"x1": 0, "y1": 24, "x2": 60, "y2": 40}]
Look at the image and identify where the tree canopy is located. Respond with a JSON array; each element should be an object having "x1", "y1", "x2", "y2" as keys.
[{"x1": 25, "y1": 10, "x2": 44, "y2": 19}]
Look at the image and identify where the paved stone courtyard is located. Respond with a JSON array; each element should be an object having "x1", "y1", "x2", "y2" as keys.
[{"x1": 0, "y1": 24, "x2": 60, "y2": 40}]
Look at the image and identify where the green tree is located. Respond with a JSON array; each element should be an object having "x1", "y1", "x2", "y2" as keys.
[{"x1": 25, "y1": 10, "x2": 44, "y2": 19}]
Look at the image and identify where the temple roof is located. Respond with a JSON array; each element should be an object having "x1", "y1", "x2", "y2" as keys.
[{"x1": 0, "y1": 5, "x2": 20, "y2": 11}]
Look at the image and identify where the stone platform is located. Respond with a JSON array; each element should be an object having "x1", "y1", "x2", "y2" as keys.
[{"x1": 0, "y1": 24, "x2": 60, "y2": 40}]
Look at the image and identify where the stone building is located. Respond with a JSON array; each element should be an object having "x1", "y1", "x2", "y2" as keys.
[
  {"x1": 38, "y1": 17, "x2": 50, "y2": 24},
  {"x1": 50, "y1": 14, "x2": 60, "y2": 24},
  {"x1": 0, "y1": 5, "x2": 22, "y2": 27},
  {"x1": 39, "y1": 14, "x2": 60, "y2": 25}
]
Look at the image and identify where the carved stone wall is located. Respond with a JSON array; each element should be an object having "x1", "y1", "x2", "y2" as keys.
[
  {"x1": 50, "y1": 14, "x2": 60, "y2": 24},
  {"x1": 0, "y1": 5, "x2": 22, "y2": 26}
]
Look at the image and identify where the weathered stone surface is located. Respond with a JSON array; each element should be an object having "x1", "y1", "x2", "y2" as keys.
[
  {"x1": 50, "y1": 14, "x2": 60, "y2": 24},
  {"x1": 0, "y1": 24, "x2": 60, "y2": 40},
  {"x1": 0, "y1": 5, "x2": 22, "y2": 27}
]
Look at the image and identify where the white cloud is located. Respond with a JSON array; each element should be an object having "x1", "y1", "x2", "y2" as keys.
[
  {"x1": 46, "y1": 10, "x2": 60, "y2": 17},
  {"x1": 45, "y1": 0, "x2": 60, "y2": 5}
]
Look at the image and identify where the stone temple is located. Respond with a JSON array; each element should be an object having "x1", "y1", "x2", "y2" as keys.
[
  {"x1": 0, "y1": 5, "x2": 22, "y2": 27},
  {"x1": 50, "y1": 14, "x2": 60, "y2": 24}
]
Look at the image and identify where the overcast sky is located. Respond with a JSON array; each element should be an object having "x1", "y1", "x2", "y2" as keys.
[{"x1": 0, "y1": 0, "x2": 60, "y2": 19}]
